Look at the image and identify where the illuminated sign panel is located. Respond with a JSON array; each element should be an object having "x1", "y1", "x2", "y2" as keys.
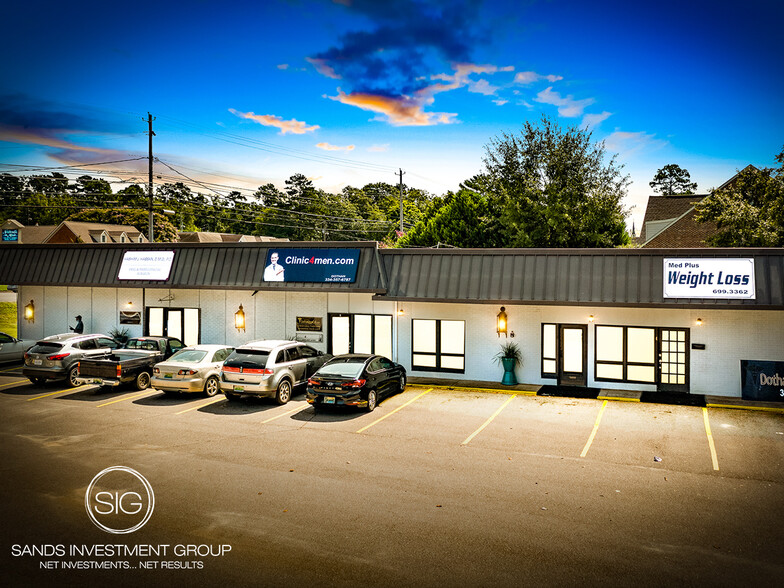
[
  {"x1": 663, "y1": 258, "x2": 755, "y2": 299},
  {"x1": 262, "y1": 248, "x2": 360, "y2": 283},
  {"x1": 118, "y1": 251, "x2": 175, "y2": 281}
]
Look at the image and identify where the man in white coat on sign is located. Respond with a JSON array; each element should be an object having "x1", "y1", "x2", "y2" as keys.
[{"x1": 263, "y1": 252, "x2": 285, "y2": 281}]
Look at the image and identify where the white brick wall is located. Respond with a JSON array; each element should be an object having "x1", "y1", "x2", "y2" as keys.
[{"x1": 15, "y1": 285, "x2": 783, "y2": 398}]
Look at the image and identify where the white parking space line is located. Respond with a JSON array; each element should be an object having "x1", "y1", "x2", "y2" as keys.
[{"x1": 461, "y1": 394, "x2": 517, "y2": 446}]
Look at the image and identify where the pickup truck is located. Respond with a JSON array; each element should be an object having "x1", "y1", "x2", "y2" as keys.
[{"x1": 76, "y1": 336, "x2": 185, "y2": 390}]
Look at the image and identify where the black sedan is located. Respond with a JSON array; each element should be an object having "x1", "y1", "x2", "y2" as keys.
[{"x1": 306, "y1": 354, "x2": 406, "y2": 412}]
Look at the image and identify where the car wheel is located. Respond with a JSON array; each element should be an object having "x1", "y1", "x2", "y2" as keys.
[
  {"x1": 366, "y1": 389, "x2": 377, "y2": 412},
  {"x1": 203, "y1": 376, "x2": 220, "y2": 397},
  {"x1": 399, "y1": 375, "x2": 406, "y2": 393},
  {"x1": 135, "y1": 371, "x2": 151, "y2": 391},
  {"x1": 224, "y1": 392, "x2": 241, "y2": 402},
  {"x1": 68, "y1": 365, "x2": 80, "y2": 387},
  {"x1": 275, "y1": 379, "x2": 292, "y2": 405}
]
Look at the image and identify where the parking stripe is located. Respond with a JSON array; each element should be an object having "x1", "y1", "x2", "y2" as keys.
[
  {"x1": 260, "y1": 403, "x2": 308, "y2": 423},
  {"x1": 461, "y1": 394, "x2": 517, "y2": 446},
  {"x1": 175, "y1": 396, "x2": 226, "y2": 415},
  {"x1": 96, "y1": 391, "x2": 155, "y2": 407},
  {"x1": 580, "y1": 400, "x2": 608, "y2": 458},
  {"x1": 26, "y1": 386, "x2": 82, "y2": 401},
  {"x1": 702, "y1": 407, "x2": 720, "y2": 471},
  {"x1": 1, "y1": 379, "x2": 29, "y2": 389},
  {"x1": 356, "y1": 388, "x2": 431, "y2": 434}
]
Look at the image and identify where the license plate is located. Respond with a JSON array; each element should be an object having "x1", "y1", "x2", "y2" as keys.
[
  {"x1": 233, "y1": 385, "x2": 244, "y2": 392},
  {"x1": 92, "y1": 379, "x2": 102, "y2": 384},
  {"x1": 33, "y1": 359, "x2": 42, "y2": 365},
  {"x1": 164, "y1": 374, "x2": 173, "y2": 379},
  {"x1": 323, "y1": 396, "x2": 335, "y2": 404}
]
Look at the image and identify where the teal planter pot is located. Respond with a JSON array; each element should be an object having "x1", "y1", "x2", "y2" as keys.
[{"x1": 501, "y1": 357, "x2": 518, "y2": 386}]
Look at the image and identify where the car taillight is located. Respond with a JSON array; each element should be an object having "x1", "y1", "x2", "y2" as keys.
[
  {"x1": 178, "y1": 369, "x2": 197, "y2": 376},
  {"x1": 222, "y1": 366, "x2": 240, "y2": 373},
  {"x1": 153, "y1": 367, "x2": 160, "y2": 374},
  {"x1": 307, "y1": 378, "x2": 320, "y2": 387},
  {"x1": 116, "y1": 365, "x2": 122, "y2": 378},
  {"x1": 343, "y1": 379, "x2": 366, "y2": 388},
  {"x1": 77, "y1": 362, "x2": 80, "y2": 375},
  {"x1": 24, "y1": 352, "x2": 30, "y2": 360},
  {"x1": 47, "y1": 353, "x2": 70, "y2": 360},
  {"x1": 242, "y1": 368, "x2": 273, "y2": 375}
]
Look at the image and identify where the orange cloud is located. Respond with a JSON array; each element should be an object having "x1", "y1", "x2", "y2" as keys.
[
  {"x1": 0, "y1": 125, "x2": 109, "y2": 153},
  {"x1": 228, "y1": 109, "x2": 320, "y2": 134},
  {"x1": 316, "y1": 142, "x2": 355, "y2": 151},
  {"x1": 306, "y1": 57, "x2": 341, "y2": 79},
  {"x1": 328, "y1": 90, "x2": 456, "y2": 127}
]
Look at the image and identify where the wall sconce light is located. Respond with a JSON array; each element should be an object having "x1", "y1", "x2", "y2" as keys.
[
  {"x1": 496, "y1": 306, "x2": 508, "y2": 338},
  {"x1": 234, "y1": 304, "x2": 246, "y2": 333},
  {"x1": 696, "y1": 318, "x2": 703, "y2": 327},
  {"x1": 397, "y1": 308, "x2": 404, "y2": 316},
  {"x1": 24, "y1": 300, "x2": 35, "y2": 323},
  {"x1": 588, "y1": 314, "x2": 595, "y2": 323}
]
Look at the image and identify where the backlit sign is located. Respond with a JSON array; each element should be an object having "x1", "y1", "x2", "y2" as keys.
[
  {"x1": 118, "y1": 251, "x2": 175, "y2": 281},
  {"x1": 262, "y1": 248, "x2": 360, "y2": 283},
  {"x1": 663, "y1": 258, "x2": 755, "y2": 299}
]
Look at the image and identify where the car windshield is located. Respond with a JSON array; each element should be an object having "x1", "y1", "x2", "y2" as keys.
[
  {"x1": 126, "y1": 339, "x2": 160, "y2": 351},
  {"x1": 317, "y1": 359, "x2": 365, "y2": 379},
  {"x1": 167, "y1": 349, "x2": 207, "y2": 363},
  {"x1": 225, "y1": 349, "x2": 270, "y2": 367},
  {"x1": 29, "y1": 342, "x2": 63, "y2": 354}
]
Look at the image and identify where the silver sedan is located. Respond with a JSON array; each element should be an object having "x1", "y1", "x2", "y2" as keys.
[
  {"x1": 152, "y1": 345, "x2": 234, "y2": 396},
  {"x1": 0, "y1": 331, "x2": 36, "y2": 364}
]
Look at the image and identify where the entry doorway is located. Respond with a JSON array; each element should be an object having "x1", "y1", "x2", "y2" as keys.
[
  {"x1": 558, "y1": 324, "x2": 587, "y2": 387},
  {"x1": 657, "y1": 328, "x2": 689, "y2": 393},
  {"x1": 146, "y1": 307, "x2": 201, "y2": 346}
]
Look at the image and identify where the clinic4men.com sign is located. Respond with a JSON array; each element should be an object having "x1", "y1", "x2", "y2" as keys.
[
  {"x1": 663, "y1": 258, "x2": 755, "y2": 299},
  {"x1": 262, "y1": 248, "x2": 360, "y2": 283}
]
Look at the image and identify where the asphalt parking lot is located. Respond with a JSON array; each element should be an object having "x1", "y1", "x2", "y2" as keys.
[{"x1": 1, "y1": 362, "x2": 783, "y2": 587}]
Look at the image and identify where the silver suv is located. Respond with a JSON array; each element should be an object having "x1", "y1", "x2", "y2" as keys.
[
  {"x1": 220, "y1": 340, "x2": 331, "y2": 404},
  {"x1": 23, "y1": 333, "x2": 121, "y2": 387}
]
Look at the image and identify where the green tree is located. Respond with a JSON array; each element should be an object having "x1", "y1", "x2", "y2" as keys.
[
  {"x1": 694, "y1": 149, "x2": 784, "y2": 246},
  {"x1": 68, "y1": 208, "x2": 179, "y2": 242},
  {"x1": 649, "y1": 164, "x2": 698, "y2": 195},
  {"x1": 397, "y1": 189, "x2": 492, "y2": 248},
  {"x1": 481, "y1": 115, "x2": 630, "y2": 248}
]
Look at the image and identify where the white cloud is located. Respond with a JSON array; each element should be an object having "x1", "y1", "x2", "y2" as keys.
[
  {"x1": 582, "y1": 111, "x2": 612, "y2": 128},
  {"x1": 603, "y1": 130, "x2": 667, "y2": 156},
  {"x1": 316, "y1": 142, "x2": 355, "y2": 152},
  {"x1": 534, "y1": 87, "x2": 595, "y2": 117},
  {"x1": 468, "y1": 79, "x2": 499, "y2": 96},
  {"x1": 493, "y1": 99, "x2": 509, "y2": 106},
  {"x1": 514, "y1": 71, "x2": 563, "y2": 85},
  {"x1": 367, "y1": 144, "x2": 389, "y2": 152}
]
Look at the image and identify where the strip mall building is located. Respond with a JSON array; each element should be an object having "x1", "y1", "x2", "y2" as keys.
[{"x1": 1, "y1": 242, "x2": 782, "y2": 400}]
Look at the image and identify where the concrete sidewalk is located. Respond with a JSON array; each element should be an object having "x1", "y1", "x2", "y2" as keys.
[{"x1": 407, "y1": 376, "x2": 784, "y2": 413}]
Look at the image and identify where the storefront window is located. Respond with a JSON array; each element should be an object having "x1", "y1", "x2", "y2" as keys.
[
  {"x1": 328, "y1": 313, "x2": 393, "y2": 358},
  {"x1": 412, "y1": 319, "x2": 465, "y2": 373},
  {"x1": 595, "y1": 325, "x2": 656, "y2": 383},
  {"x1": 541, "y1": 324, "x2": 557, "y2": 377}
]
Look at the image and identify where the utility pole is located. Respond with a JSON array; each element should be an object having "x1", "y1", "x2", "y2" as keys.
[
  {"x1": 144, "y1": 113, "x2": 156, "y2": 242},
  {"x1": 398, "y1": 168, "x2": 405, "y2": 234}
]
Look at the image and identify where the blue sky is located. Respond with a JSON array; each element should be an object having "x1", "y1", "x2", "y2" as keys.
[{"x1": 1, "y1": 0, "x2": 782, "y2": 232}]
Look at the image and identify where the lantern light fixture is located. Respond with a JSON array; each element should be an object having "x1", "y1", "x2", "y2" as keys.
[
  {"x1": 496, "y1": 306, "x2": 508, "y2": 338},
  {"x1": 24, "y1": 300, "x2": 35, "y2": 323},
  {"x1": 588, "y1": 314, "x2": 595, "y2": 323},
  {"x1": 696, "y1": 317, "x2": 703, "y2": 327},
  {"x1": 235, "y1": 304, "x2": 246, "y2": 332}
]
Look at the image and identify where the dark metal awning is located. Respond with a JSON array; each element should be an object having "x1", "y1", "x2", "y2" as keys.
[
  {"x1": 0, "y1": 242, "x2": 387, "y2": 293},
  {"x1": 377, "y1": 248, "x2": 784, "y2": 309}
]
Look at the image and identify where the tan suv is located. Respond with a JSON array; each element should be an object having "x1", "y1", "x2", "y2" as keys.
[{"x1": 220, "y1": 340, "x2": 331, "y2": 404}]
